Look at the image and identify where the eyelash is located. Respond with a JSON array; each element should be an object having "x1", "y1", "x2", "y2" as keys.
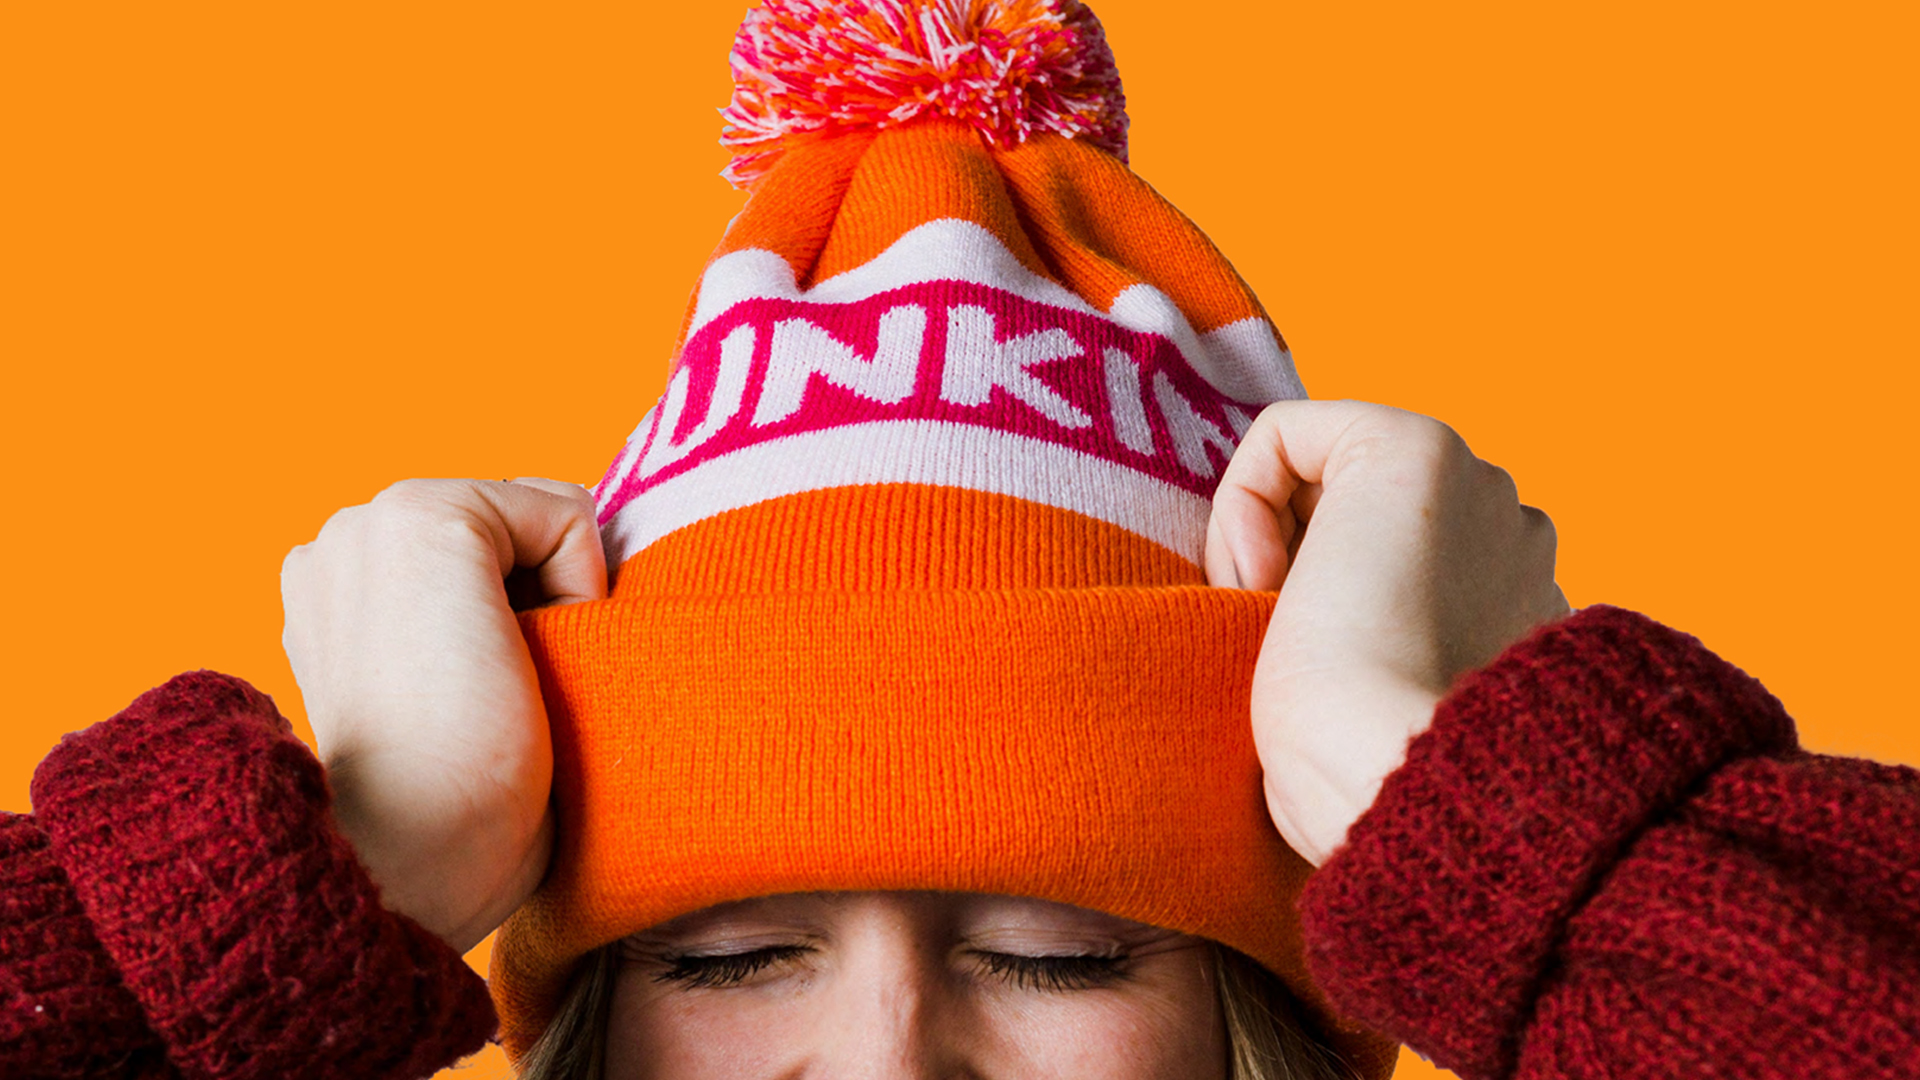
[
  {"x1": 653, "y1": 947, "x2": 1129, "y2": 992},
  {"x1": 975, "y1": 951, "x2": 1130, "y2": 992},
  {"x1": 654, "y1": 945, "x2": 811, "y2": 988}
]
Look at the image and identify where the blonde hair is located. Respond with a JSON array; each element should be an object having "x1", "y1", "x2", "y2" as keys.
[{"x1": 516, "y1": 936, "x2": 1357, "y2": 1080}]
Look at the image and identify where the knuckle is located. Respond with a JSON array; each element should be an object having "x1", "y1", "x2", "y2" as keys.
[
  {"x1": 1524, "y1": 502, "x2": 1557, "y2": 540},
  {"x1": 368, "y1": 478, "x2": 481, "y2": 530},
  {"x1": 305, "y1": 505, "x2": 354, "y2": 548},
  {"x1": 1416, "y1": 416, "x2": 1472, "y2": 460},
  {"x1": 1387, "y1": 409, "x2": 1466, "y2": 457},
  {"x1": 279, "y1": 544, "x2": 312, "y2": 584},
  {"x1": 1519, "y1": 503, "x2": 1559, "y2": 553},
  {"x1": 1251, "y1": 399, "x2": 1293, "y2": 430},
  {"x1": 1481, "y1": 460, "x2": 1520, "y2": 500},
  {"x1": 312, "y1": 500, "x2": 376, "y2": 545},
  {"x1": 371, "y1": 477, "x2": 443, "y2": 510},
  {"x1": 1230, "y1": 400, "x2": 1295, "y2": 461},
  {"x1": 1522, "y1": 506, "x2": 1561, "y2": 575},
  {"x1": 1348, "y1": 412, "x2": 1466, "y2": 482}
]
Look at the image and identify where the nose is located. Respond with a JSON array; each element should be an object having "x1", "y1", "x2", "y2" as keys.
[
  {"x1": 826, "y1": 970, "x2": 943, "y2": 1079},
  {"x1": 814, "y1": 903, "x2": 963, "y2": 1080}
]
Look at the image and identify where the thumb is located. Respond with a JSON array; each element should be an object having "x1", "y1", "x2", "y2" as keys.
[
  {"x1": 1207, "y1": 399, "x2": 1394, "y2": 591},
  {"x1": 475, "y1": 478, "x2": 609, "y2": 607}
]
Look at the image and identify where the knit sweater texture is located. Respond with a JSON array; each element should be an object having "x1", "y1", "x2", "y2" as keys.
[{"x1": 1, "y1": 604, "x2": 1915, "y2": 1078}]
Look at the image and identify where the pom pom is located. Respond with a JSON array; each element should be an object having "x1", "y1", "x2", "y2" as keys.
[{"x1": 720, "y1": 0, "x2": 1129, "y2": 188}]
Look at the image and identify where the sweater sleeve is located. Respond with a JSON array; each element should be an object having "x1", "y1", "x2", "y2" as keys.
[
  {"x1": 6, "y1": 671, "x2": 498, "y2": 1080},
  {"x1": 1298, "y1": 604, "x2": 1920, "y2": 1080},
  {"x1": 0, "y1": 812, "x2": 176, "y2": 1078}
]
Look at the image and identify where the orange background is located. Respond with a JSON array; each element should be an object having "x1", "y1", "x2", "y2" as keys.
[{"x1": 4, "y1": 2, "x2": 1915, "y2": 1077}]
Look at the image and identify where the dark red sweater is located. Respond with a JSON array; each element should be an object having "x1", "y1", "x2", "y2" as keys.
[{"x1": 2, "y1": 605, "x2": 1915, "y2": 1078}]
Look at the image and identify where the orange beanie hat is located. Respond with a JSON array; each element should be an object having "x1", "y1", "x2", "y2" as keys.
[{"x1": 495, "y1": 2, "x2": 1397, "y2": 1075}]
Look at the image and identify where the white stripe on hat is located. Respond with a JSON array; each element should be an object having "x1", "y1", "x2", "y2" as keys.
[
  {"x1": 686, "y1": 218, "x2": 1303, "y2": 403},
  {"x1": 599, "y1": 418, "x2": 1213, "y2": 568}
]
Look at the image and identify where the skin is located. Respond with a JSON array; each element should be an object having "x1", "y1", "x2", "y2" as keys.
[
  {"x1": 602, "y1": 891, "x2": 1227, "y2": 1080},
  {"x1": 1205, "y1": 400, "x2": 1567, "y2": 863},
  {"x1": 282, "y1": 399, "x2": 1566, "y2": 946}
]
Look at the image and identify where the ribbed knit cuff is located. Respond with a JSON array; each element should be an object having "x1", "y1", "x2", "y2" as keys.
[
  {"x1": 30, "y1": 672, "x2": 497, "y2": 1080},
  {"x1": 1298, "y1": 605, "x2": 1799, "y2": 1079},
  {"x1": 0, "y1": 813, "x2": 172, "y2": 1078}
]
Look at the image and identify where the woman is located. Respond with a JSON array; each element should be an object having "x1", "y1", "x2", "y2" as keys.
[
  {"x1": 6, "y1": 2, "x2": 1917, "y2": 1078},
  {"x1": 279, "y1": 397, "x2": 1568, "y2": 1080},
  {"x1": 16, "y1": 403, "x2": 1916, "y2": 1079}
]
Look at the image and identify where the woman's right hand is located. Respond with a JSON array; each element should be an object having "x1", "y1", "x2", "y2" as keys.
[{"x1": 281, "y1": 478, "x2": 607, "y2": 954}]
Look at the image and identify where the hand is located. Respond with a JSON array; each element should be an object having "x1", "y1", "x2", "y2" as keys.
[
  {"x1": 281, "y1": 478, "x2": 606, "y2": 952},
  {"x1": 1205, "y1": 401, "x2": 1570, "y2": 867}
]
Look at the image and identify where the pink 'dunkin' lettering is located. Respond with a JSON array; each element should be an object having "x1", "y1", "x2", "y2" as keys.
[{"x1": 595, "y1": 280, "x2": 1266, "y2": 522}]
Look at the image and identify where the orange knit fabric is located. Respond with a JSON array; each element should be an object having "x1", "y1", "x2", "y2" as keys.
[
  {"x1": 493, "y1": 2, "x2": 1396, "y2": 1075},
  {"x1": 684, "y1": 119, "x2": 1278, "y2": 365},
  {"x1": 610, "y1": 485, "x2": 1206, "y2": 594},
  {"x1": 503, "y1": 588, "x2": 1321, "y2": 1045},
  {"x1": 995, "y1": 132, "x2": 1279, "y2": 334}
]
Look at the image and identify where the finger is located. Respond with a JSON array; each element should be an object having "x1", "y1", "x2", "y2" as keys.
[
  {"x1": 471, "y1": 480, "x2": 608, "y2": 606},
  {"x1": 1516, "y1": 503, "x2": 1567, "y2": 622},
  {"x1": 1284, "y1": 491, "x2": 1313, "y2": 568},
  {"x1": 507, "y1": 476, "x2": 595, "y2": 512},
  {"x1": 1290, "y1": 479, "x2": 1326, "y2": 526},
  {"x1": 1207, "y1": 423, "x2": 1297, "y2": 590},
  {"x1": 1206, "y1": 492, "x2": 1294, "y2": 590},
  {"x1": 1210, "y1": 399, "x2": 1413, "y2": 590},
  {"x1": 1548, "y1": 582, "x2": 1573, "y2": 619},
  {"x1": 1240, "y1": 398, "x2": 1427, "y2": 484}
]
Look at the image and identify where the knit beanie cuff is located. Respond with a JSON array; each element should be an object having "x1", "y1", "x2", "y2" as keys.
[{"x1": 496, "y1": 586, "x2": 1375, "y2": 1058}]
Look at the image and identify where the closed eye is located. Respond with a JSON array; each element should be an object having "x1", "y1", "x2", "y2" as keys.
[
  {"x1": 974, "y1": 951, "x2": 1132, "y2": 991},
  {"x1": 654, "y1": 945, "x2": 813, "y2": 988}
]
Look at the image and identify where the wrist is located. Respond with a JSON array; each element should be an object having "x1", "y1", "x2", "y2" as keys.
[
  {"x1": 325, "y1": 759, "x2": 552, "y2": 952},
  {"x1": 1258, "y1": 677, "x2": 1441, "y2": 867}
]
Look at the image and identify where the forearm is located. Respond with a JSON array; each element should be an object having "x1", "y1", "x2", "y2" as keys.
[
  {"x1": 1520, "y1": 752, "x2": 1920, "y2": 1077},
  {"x1": 12, "y1": 671, "x2": 498, "y2": 1079},
  {"x1": 0, "y1": 811, "x2": 170, "y2": 1078},
  {"x1": 1299, "y1": 605, "x2": 1919, "y2": 1079}
]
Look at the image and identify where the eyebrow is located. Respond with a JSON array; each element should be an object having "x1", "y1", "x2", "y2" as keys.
[{"x1": 630, "y1": 892, "x2": 842, "y2": 940}]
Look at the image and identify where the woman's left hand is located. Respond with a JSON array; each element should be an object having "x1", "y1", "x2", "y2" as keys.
[{"x1": 1205, "y1": 400, "x2": 1570, "y2": 867}]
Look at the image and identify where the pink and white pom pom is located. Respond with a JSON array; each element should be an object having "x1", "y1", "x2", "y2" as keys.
[{"x1": 719, "y1": 0, "x2": 1130, "y2": 189}]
